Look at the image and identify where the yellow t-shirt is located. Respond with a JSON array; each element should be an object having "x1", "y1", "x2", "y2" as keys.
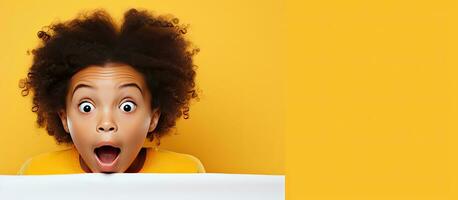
[{"x1": 17, "y1": 147, "x2": 205, "y2": 175}]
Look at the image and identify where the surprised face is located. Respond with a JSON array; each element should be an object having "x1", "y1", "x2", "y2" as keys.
[{"x1": 58, "y1": 62, "x2": 160, "y2": 173}]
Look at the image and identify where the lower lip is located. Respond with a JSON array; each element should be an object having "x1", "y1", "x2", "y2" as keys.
[{"x1": 94, "y1": 152, "x2": 121, "y2": 172}]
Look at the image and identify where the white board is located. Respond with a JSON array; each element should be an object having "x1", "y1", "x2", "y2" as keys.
[{"x1": 0, "y1": 173, "x2": 284, "y2": 200}]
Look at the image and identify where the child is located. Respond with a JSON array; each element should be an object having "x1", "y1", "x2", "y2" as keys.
[{"x1": 17, "y1": 8, "x2": 204, "y2": 174}]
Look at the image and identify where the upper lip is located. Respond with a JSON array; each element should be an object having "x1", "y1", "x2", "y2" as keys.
[{"x1": 94, "y1": 141, "x2": 121, "y2": 149}]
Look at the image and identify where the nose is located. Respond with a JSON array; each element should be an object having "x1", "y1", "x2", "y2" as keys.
[
  {"x1": 96, "y1": 111, "x2": 117, "y2": 133},
  {"x1": 97, "y1": 122, "x2": 117, "y2": 133}
]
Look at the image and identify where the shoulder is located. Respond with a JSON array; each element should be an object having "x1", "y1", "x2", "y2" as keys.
[
  {"x1": 143, "y1": 148, "x2": 206, "y2": 173},
  {"x1": 17, "y1": 148, "x2": 81, "y2": 175}
]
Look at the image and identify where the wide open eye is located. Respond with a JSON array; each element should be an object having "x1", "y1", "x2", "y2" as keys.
[
  {"x1": 120, "y1": 101, "x2": 136, "y2": 113},
  {"x1": 78, "y1": 102, "x2": 95, "y2": 113}
]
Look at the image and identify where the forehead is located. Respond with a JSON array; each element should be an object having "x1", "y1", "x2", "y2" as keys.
[{"x1": 69, "y1": 63, "x2": 146, "y2": 88}]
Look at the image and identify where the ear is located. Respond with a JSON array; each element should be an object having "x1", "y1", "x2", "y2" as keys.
[
  {"x1": 148, "y1": 108, "x2": 161, "y2": 133},
  {"x1": 58, "y1": 109, "x2": 70, "y2": 134}
]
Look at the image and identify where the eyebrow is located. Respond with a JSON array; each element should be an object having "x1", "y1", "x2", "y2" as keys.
[
  {"x1": 72, "y1": 83, "x2": 94, "y2": 96},
  {"x1": 119, "y1": 83, "x2": 143, "y2": 95},
  {"x1": 71, "y1": 83, "x2": 143, "y2": 96}
]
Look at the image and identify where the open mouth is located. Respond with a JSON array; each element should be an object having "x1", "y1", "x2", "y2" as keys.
[{"x1": 94, "y1": 145, "x2": 121, "y2": 164}]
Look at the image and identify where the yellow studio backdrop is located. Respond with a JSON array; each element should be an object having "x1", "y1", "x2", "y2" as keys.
[
  {"x1": 0, "y1": 0, "x2": 285, "y2": 175},
  {"x1": 9, "y1": 0, "x2": 458, "y2": 199},
  {"x1": 287, "y1": 0, "x2": 457, "y2": 199}
]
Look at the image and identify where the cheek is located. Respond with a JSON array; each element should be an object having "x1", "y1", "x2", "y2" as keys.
[
  {"x1": 66, "y1": 113, "x2": 97, "y2": 146},
  {"x1": 119, "y1": 112, "x2": 151, "y2": 141}
]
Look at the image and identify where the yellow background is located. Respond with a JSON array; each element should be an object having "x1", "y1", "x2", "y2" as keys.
[
  {"x1": 0, "y1": 0, "x2": 284, "y2": 176},
  {"x1": 287, "y1": 0, "x2": 455, "y2": 199},
  {"x1": 2, "y1": 0, "x2": 455, "y2": 199}
]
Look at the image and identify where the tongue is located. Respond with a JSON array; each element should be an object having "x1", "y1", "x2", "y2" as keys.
[{"x1": 97, "y1": 147, "x2": 119, "y2": 163}]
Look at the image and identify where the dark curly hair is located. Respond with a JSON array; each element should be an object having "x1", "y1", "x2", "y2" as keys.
[{"x1": 19, "y1": 8, "x2": 200, "y2": 145}]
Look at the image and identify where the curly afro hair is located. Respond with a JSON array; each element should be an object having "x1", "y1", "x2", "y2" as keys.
[{"x1": 19, "y1": 8, "x2": 200, "y2": 145}]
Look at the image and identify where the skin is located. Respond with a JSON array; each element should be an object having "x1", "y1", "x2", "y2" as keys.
[{"x1": 58, "y1": 62, "x2": 160, "y2": 173}]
